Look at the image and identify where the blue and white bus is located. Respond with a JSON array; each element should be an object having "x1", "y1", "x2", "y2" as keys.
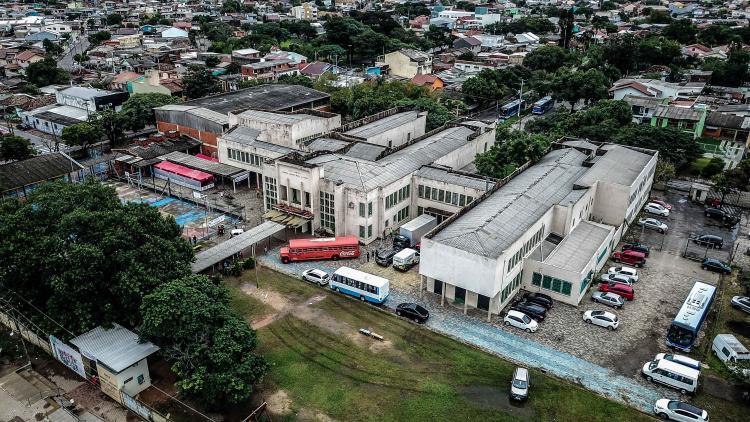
[
  {"x1": 500, "y1": 99, "x2": 523, "y2": 118},
  {"x1": 532, "y1": 96, "x2": 554, "y2": 115},
  {"x1": 330, "y1": 266, "x2": 390, "y2": 304},
  {"x1": 666, "y1": 282, "x2": 716, "y2": 352}
]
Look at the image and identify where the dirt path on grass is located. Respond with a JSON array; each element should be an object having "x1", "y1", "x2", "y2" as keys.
[
  {"x1": 241, "y1": 283, "x2": 394, "y2": 353},
  {"x1": 266, "y1": 389, "x2": 337, "y2": 421}
]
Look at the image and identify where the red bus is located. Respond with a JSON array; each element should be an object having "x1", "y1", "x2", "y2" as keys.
[{"x1": 280, "y1": 236, "x2": 360, "y2": 264}]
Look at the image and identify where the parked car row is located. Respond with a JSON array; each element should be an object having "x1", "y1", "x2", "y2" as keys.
[{"x1": 503, "y1": 292, "x2": 555, "y2": 333}]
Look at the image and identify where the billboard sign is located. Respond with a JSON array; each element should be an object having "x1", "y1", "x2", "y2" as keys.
[{"x1": 49, "y1": 335, "x2": 86, "y2": 379}]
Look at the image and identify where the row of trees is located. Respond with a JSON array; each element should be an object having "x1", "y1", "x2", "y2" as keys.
[
  {"x1": 0, "y1": 181, "x2": 266, "y2": 407},
  {"x1": 475, "y1": 100, "x2": 703, "y2": 179}
]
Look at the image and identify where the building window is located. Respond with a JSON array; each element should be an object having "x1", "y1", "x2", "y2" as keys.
[
  {"x1": 319, "y1": 191, "x2": 335, "y2": 232},
  {"x1": 264, "y1": 177, "x2": 277, "y2": 210},
  {"x1": 291, "y1": 188, "x2": 301, "y2": 205},
  {"x1": 359, "y1": 202, "x2": 366, "y2": 217},
  {"x1": 279, "y1": 185, "x2": 288, "y2": 201},
  {"x1": 359, "y1": 225, "x2": 365, "y2": 238},
  {"x1": 368, "y1": 202, "x2": 373, "y2": 216},
  {"x1": 532, "y1": 272, "x2": 542, "y2": 286},
  {"x1": 368, "y1": 224, "x2": 373, "y2": 237}
]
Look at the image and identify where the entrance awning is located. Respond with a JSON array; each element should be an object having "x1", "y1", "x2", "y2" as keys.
[
  {"x1": 191, "y1": 221, "x2": 285, "y2": 273},
  {"x1": 262, "y1": 210, "x2": 282, "y2": 219},
  {"x1": 264, "y1": 209, "x2": 311, "y2": 228}
]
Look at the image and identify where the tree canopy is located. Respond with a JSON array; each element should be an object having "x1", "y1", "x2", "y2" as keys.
[
  {"x1": 0, "y1": 135, "x2": 35, "y2": 161},
  {"x1": 140, "y1": 275, "x2": 267, "y2": 406},
  {"x1": 0, "y1": 180, "x2": 194, "y2": 335},
  {"x1": 120, "y1": 93, "x2": 181, "y2": 130},
  {"x1": 183, "y1": 65, "x2": 220, "y2": 99},
  {"x1": 61, "y1": 122, "x2": 104, "y2": 149},
  {"x1": 26, "y1": 57, "x2": 70, "y2": 86},
  {"x1": 475, "y1": 129, "x2": 552, "y2": 178}
]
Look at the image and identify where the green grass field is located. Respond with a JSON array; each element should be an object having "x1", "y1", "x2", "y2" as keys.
[{"x1": 225, "y1": 268, "x2": 654, "y2": 422}]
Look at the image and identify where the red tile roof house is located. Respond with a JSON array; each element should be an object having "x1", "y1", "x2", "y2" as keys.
[
  {"x1": 300, "y1": 61, "x2": 337, "y2": 78},
  {"x1": 411, "y1": 74, "x2": 445, "y2": 90},
  {"x1": 15, "y1": 50, "x2": 45, "y2": 68}
]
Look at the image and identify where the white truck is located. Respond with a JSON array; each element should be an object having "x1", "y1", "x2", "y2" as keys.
[
  {"x1": 398, "y1": 214, "x2": 437, "y2": 248},
  {"x1": 712, "y1": 334, "x2": 750, "y2": 364},
  {"x1": 393, "y1": 248, "x2": 420, "y2": 272}
]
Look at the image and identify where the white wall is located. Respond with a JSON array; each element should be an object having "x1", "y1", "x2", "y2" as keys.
[
  {"x1": 420, "y1": 237, "x2": 500, "y2": 298},
  {"x1": 359, "y1": 114, "x2": 427, "y2": 148},
  {"x1": 115, "y1": 358, "x2": 151, "y2": 397}
]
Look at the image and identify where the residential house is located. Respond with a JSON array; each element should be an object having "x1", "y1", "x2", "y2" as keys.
[
  {"x1": 300, "y1": 61, "x2": 339, "y2": 78},
  {"x1": 453, "y1": 36, "x2": 482, "y2": 53},
  {"x1": 411, "y1": 74, "x2": 446, "y2": 90},
  {"x1": 241, "y1": 59, "x2": 299, "y2": 82},
  {"x1": 15, "y1": 49, "x2": 44, "y2": 68},
  {"x1": 231, "y1": 47, "x2": 262, "y2": 65},
  {"x1": 622, "y1": 95, "x2": 667, "y2": 124},
  {"x1": 291, "y1": 2, "x2": 318, "y2": 20},
  {"x1": 650, "y1": 104, "x2": 708, "y2": 139},
  {"x1": 129, "y1": 69, "x2": 183, "y2": 96},
  {"x1": 383, "y1": 49, "x2": 433, "y2": 79},
  {"x1": 609, "y1": 78, "x2": 706, "y2": 100}
]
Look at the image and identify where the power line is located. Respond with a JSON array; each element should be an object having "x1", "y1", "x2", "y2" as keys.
[
  {"x1": 0, "y1": 283, "x2": 77, "y2": 338},
  {"x1": 149, "y1": 385, "x2": 216, "y2": 422}
]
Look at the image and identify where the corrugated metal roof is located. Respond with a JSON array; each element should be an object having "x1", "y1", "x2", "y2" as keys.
[
  {"x1": 343, "y1": 111, "x2": 419, "y2": 139},
  {"x1": 306, "y1": 137, "x2": 350, "y2": 152},
  {"x1": 0, "y1": 153, "x2": 83, "y2": 190},
  {"x1": 237, "y1": 109, "x2": 324, "y2": 125},
  {"x1": 344, "y1": 142, "x2": 387, "y2": 161},
  {"x1": 221, "y1": 126, "x2": 262, "y2": 145},
  {"x1": 575, "y1": 145, "x2": 653, "y2": 188},
  {"x1": 159, "y1": 151, "x2": 246, "y2": 177},
  {"x1": 432, "y1": 148, "x2": 589, "y2": 258},
  {"x1": 192, "y1": 221, "x2": 286, "y2": 272},
  {"x1": 70, "y1": 324, "x2": 159, "y2": 373},
  {"x1": 414, "y1": 166, "x2": 494, "y2": 191},
  {"x1": 653, "y1": 104, "x2": 702, "y2": 121},
  {"x1": 183, "y1": 84, "x2": 330, "y2": 114},
  {"x1": 543, "y1": 221, "x2": 612, "y2": 272}
]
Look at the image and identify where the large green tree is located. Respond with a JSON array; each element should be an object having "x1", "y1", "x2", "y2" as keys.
[
  {"x1": 121, "y1": 93, "x2": 181, "y2": 130},
  {"x1": 26, "y1": 57, "x2": 70, "y2": 86},
  {"x1": 0, "y1": 180, "x2": 194, "y2": 335},
  {"x1": 182, "y1": 65, "x2": 220, "y2": 99},
  {"x1": 140, "y1": 275, "x2": 267, "y2": 406},
  {"x1": 0, "y1": 135, "x2": 35, "y2": 161},
  {"x1": 61, "y1": 122, "x2": 104, "y2": 150},
  {"x1": 475, "y1": 129, "x2": 552, "y2": 178}
]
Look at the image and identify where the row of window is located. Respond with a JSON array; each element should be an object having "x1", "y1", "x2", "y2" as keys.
[
  {"x1": 385, "y1": 185, "x2": 410, "y2": 209},
  {"x1": 581, "y1": 270, "x2": 593, "y2": 294},
  {"x1": 333, "y1": 274, "x2": 379, "y2": 294},
  {"x1": 650, "y1": 368, "x2": 695, "y2": 386},
  {"x1": 320, "y1": 191, "x2": 336, "y2": 232},
  {"x1": 358, "y1": 202, "x2": 373, "y2": 218},
  {"x1": 264, "y1": 177, "x2": 277, "y2": 210},
  {"x1": 279, "y1": 185, "x2": 310, "y2": 207},
  {"x1": 358, "y1": 224, "x2": 373, "y2": 239},
  {"x1": 417, "y1": 185, "x2": 474, "y2": 207},
  {"x1": 507, "y1": 226, "x2": 545, "y2": 272},
  {"x1": 290, "y1": 246, "x2": 356, "y2": 253},
  {"x1": 394, "y1": 205, "x2": 410, "y2": 224},
  {"x1": 227, "y1": 148, "x2": 263, "y2": 167},
  {"x1": 531, "y1": 272, "x2": 573, "y2": 296},
  {"x1": 501, "y1": 271, "x2": 523, "y2": 303}
]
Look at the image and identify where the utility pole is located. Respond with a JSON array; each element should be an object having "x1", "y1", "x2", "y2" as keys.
[{"x1": 516, "y1": 79, "x2": 524, "y2": 130}]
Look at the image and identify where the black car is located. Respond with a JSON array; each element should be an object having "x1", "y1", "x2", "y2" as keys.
[
  {"x1": 522, "y1": 292, "x2": 553, "y2": 309},
  {"x1": 693, "y1": 234, "x2": 724, "y2": 249},
  {"x1": 396, "y1": 303, "x2": 430, "y2": 323},
  {"x1": 701, "y1": 258, "x2": 731, "y2": 274},
  {"x1": 375, "y1": 249, "x2": 398, "y2": 267},
  {"x1": 15, "y1": 123, "x2": 30, "y2": 130},
  {"x1": 705, "y1": 207, "x2": 728, "y2": 220},
  {"x1": 393, "y1": 234, "x2": 411, "y2": 250},
  {"x1": 510, "y1": 301, "x2": 546, "y2": 322},
  {"x1": 622, "y1": 243, "x2": 650, "y2": 257}
]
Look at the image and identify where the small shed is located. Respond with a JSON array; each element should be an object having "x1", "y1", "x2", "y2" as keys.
[
  {"x1": 70, "y1": 324, "x2": 159, "y2": 403},
  {"x1": 690, "y1": 181, "x2": 712, "y2": 203}
]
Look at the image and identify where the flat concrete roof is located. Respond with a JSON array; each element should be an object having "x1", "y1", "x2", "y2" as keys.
[
  {"x1": 543, "y1": 221, "x2": 612, "y2": 272},
  {"x1": 183, "y1": 84, "x2": 330, "y2": 115}
]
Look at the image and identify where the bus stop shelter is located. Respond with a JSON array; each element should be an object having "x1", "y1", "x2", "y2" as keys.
[
  {"x1": 158, "y1": 151, "x2": 250, "y2": 191},
  {"x1": 192, "y1": 221, "x2": 285, "y2": 273}
]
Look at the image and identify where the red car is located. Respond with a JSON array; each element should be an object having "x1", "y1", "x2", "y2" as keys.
[
  {"x1": 649, "y1": 198, "x2": 672, "y2": 210},
  {"x1": 599, "y1": 282, "x2": 634, "y2": 301},
  {"x1": 705, "y1": 197, "x2": 721, "y2": 207},
  {"x1": 611, "y1": 250, "x2": 646, "y2": 267}
]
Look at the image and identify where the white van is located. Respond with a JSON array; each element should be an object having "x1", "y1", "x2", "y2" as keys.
[
  {"x1": 712, "y1": 334, "x2": 750, "y2": 364},
  {"x1": 642, "y1": 358, "x2": 700, "y2": 394},
  {"x1": 392, "y1": 248, "x2": 419, "y2": 272}
]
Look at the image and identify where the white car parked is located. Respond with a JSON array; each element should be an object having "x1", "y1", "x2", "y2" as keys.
[
  {"x1": 599, "y1": 273, "x2": 634, "y2": 286},
  {"x1": 607, "y1": 266, "x2": 639, "y2": 282},
  {"x1": 638, "y1": 217, "x2": 668, "y2": 233},
  {"x1": 644, "y1": 202, "x2": 670, "y2": 217},
  {"x1": 583, "y1": 310, "x2": 619, "y2": 330},
  {"x1": 301, "y1": 268, "x2": 330, "y2": 286},
  {"x1": 653, "y1": 399, "x2": 708, "y2": 422},
  {"x1": 503, "y1": 310, "x2": 538, "y2": 333}
]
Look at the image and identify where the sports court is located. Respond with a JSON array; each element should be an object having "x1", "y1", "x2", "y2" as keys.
[{"x1": 109, "y1": 181, "x2": 240, "y2": 240}]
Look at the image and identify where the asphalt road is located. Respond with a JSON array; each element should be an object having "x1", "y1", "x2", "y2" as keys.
[
  {"x1": 3, "y1": 126, "x2": 69, "y2": 154},
  {"x1": 59, "y1": 35, "x2": 90, "y2": 72}
]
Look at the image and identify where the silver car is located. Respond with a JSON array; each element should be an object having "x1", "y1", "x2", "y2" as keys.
[
  {"x1": 591, "y1": 291, "x2": 625, "y2": 309},
  {"x1": 637, "y1": 218, "x2": 668, "y2": 233},
  {"x1": 510, "y1": 367, "x2": 530, "y2": 401},
  {"x1": 731, "y1": 296, "x2": 750, "y2": 314},
  {"x1": 301, "y1": 268, "x2": 330, "y2": 286},
  {"x1": 599, "y1": 273, "x2": 634, "y2": 286}
]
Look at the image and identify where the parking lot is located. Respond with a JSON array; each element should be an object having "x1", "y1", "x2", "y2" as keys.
[{"x1": 508, "y1": 190, "x2": 735, "y2": 379}]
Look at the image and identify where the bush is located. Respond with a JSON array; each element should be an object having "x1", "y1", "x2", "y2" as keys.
[
  {"x1": 701, "y1": 157, "x2": 725, "y2": 178},
  {"x1": 242, "y1": 257, "x2": 255, "y2": 270}
]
